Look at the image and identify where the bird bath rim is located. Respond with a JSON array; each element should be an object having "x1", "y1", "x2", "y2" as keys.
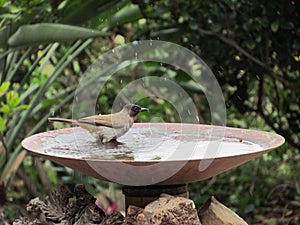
[
  {"x1": 21, "y1": 123, "x2": 285, "y2": 186},
  {"x1": 22, "y1": 123, "x2": 285, "y2": 163}
]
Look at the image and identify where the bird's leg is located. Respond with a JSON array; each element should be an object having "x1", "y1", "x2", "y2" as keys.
[
  {"x1": 96, "y1": 135, "x2": 124, "y2": 146},
  {"x1": 109, "y1": 139, "x2": 124, "y2": 145},
  {"x1": 94, "y1": 135, "x2": 105, "y2": 145},
  {"x1": 95, "y1": 139, "x2": 104, "y2": 145}
]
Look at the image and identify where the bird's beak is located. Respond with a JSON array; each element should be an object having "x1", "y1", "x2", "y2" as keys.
[{"x1": 140, "y1": 107, "x2": 148, "y2": 112}]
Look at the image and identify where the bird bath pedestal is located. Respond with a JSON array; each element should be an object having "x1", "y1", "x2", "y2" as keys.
[
  {"x1": 22, "y1": 123, "x2": 284, "y2": 211},
  {"x1": 122, "y1": 184, "x2": 189, "y2": 209}
]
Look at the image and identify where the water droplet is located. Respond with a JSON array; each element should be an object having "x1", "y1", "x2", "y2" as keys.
[
  {"x1": 135, "y1": 52, "x2": 138, "y2": 60},
  {"x1": 112, "y1": 49, "x2": 115, "y2": 53},
  {"x1": 120, "y1": 80, "x2": 123, "y2": 84},
  {"x1": 159, "y1": 77, "x2": 167, "y2": 82},
  {"x1": 256, "y1": 75, "x2": 261, "y2": 80}
]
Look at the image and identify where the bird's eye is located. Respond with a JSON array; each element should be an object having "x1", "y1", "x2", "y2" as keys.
[{"x1": 132, "y1": 106, "x2": 139, "y2": 112}]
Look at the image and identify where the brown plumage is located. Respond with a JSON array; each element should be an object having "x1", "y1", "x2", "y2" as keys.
[{"x1": 48, "y1": 104, "x2": 148, "y2": 143}]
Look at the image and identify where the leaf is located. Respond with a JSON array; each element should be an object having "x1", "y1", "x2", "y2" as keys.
[
  {"x1": 9, "y1": 4, "x2": 21, "y2": 13},
  {"x1": 8, "y1": 23, "x2": 107, "y2": 47},
  {"x1": 245, "y1": 40, "x2": 256, "y2": 50},
  {"x1": 109, "y1": 4, "x2": 143, "y2": 28},
  {"x1": 16, "y1": 104, "x2": 30, "y2": 110},
  {"x1": 0, "y1": 150, "x2": 27, "y2": 184},
  {"x1": 59, "y1": 0, "x2": 121, "y2": 25},
  {"x1": 41, "y1": 99, "x2": 55, "y2": 108},
  {"x1": 72, "y1": 60, "x2": 80, "y2": 73},
  {"x1": 255, "y1": 35, "x2": 262, "y2": 43},
  {"x1": 0, "y1": 81, "x2": 10, "y2": 97},
  {"x1": 0, "y1": 27, "x2": 8, "y2": 48},
  {"x1": 0, "y1": 116, "x2": 7, "y2": 132},
  {"x1": 271, "y1": 21, "x2": 279, "y2": 32},
  {"x1": 175, "y1": 71, "x2": 192, "y2": 82},
  {"x1": 0, "y1": 0, "x2": 5, "y2": 7},
  {"x1": 6, "y1": 91, "x2": 20, "y2": 108},
  {"x1": 0, "y1": 104, "x2": 11, "y2": 114},
  {"x1": 189, "y1": 21, "x2": 199, "y2": 30},
  {"x1": 143, "y1": 61, "x2": 160, "y2": 67}
]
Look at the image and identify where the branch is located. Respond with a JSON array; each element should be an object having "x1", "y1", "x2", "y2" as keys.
[
  {"x1": 256, "y1": 76, "x2": 300, "y2": 150},
  {"x1": 0, "y1": 132, "x2": 8, "y2": 169},
  {"x1": 258, "y1": 110, "x2": 300, "y2": 150},
  {"x1": 197, "y1": 28, "x2": 288, "y2": 84}
]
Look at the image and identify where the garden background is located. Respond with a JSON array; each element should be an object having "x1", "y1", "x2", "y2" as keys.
[{"x1": 0, "y1": 0, "x2": 299, "y2": 224}]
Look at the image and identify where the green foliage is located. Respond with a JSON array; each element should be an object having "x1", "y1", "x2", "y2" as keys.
[
  {"x1": 0, "y1": 0, "x2": 112, "y2": 205},
  {"x1": 119, "y1": 1, "x2": 300, "y2": 158},
  {"x1": 0, "y1": 81, "x2": 29, "y2": 132},
  {"x1": 7, "y1": 23, "x2": 106, "y2": 48},
  {"x1": 112, "y1": 1, "x2": 300, "y2": 223}
]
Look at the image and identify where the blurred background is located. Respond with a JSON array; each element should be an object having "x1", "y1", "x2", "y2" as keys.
[{"x1": 0, "y1": 0, "x2": 299, "y2": 224}]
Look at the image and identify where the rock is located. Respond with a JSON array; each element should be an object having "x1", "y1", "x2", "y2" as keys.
[
  {"x1": 137, "y1": 194, "x2": 201, "y2": 225},
  {"x1": 198, "y1": 196, "x2": 248, "y2": 225},
  {"x1": 14, "y1": 185, "x2": 111, "y2": 224},
  {"x1": 124, "y1": 205, "x2": 144, "y2": 225}
]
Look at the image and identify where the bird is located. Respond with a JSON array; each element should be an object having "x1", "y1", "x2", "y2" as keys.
[{"x1": 48, "y1": 104, "x2": 148, "y2": 144}]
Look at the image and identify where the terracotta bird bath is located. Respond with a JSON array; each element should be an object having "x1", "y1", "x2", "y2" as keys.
[{"x1": 22, "y1": 123, "x2": 284, "y2": 209}]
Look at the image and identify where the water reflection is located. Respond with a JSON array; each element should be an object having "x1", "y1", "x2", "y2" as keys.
[{"x1": 38, "y1": 126, "x2": 263, "y2": 161}]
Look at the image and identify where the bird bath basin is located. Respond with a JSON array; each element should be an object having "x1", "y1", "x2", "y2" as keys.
[{"x1": 22, "y1": 123, "x2": 284, "y2": 208}]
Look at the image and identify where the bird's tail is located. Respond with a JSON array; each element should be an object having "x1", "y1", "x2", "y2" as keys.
[{"x1": 48, "y1": 117, "x2": 77, "y2": 124}]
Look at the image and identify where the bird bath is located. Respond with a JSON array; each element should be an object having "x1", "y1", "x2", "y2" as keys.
[{"x1": 22, "y1": 123, "x2": 284, "y2": 209}]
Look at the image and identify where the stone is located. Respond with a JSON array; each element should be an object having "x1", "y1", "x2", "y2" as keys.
[
  {"x1": 137, "y1": 194, "x2": 202, "y2": 225},
  {"x1": 124, "y1": 205, "x2": 144, "y2": 225},
  {"x1": 198, "y1": 196, "x2": 248, "y2": 225}
]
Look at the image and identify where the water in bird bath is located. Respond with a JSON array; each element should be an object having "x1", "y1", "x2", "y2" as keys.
[{"x1": 35, "y1": 124, "x2": 263, "y2": 161}]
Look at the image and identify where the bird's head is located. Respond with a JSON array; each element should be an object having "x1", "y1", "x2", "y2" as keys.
[{"x1": 123, "y1": 104, "x2": 148, "y2": 117}]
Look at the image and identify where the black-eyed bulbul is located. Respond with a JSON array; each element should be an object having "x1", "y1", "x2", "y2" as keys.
[{"x1": 48, "y1": 104, "x2": 148, "y2": 143}]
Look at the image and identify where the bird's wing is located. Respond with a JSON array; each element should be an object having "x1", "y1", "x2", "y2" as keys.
[
  {"x1": 78, "y1": 114, "x2": 124, "y2": 128},
  {"x1": 48, "y1": 118, "x2": 77, "y2": 124}
]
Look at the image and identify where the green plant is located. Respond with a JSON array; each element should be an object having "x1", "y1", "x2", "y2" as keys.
[
  {"x1": 0, "y1": 81, "x2": 29, "y2": 186},
  {"x1": 0, "y1": 2, "x2": 148, "y2": 221},
  {"x1": 0, "y1": 0, "x2": 115, "y2": 210}
]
